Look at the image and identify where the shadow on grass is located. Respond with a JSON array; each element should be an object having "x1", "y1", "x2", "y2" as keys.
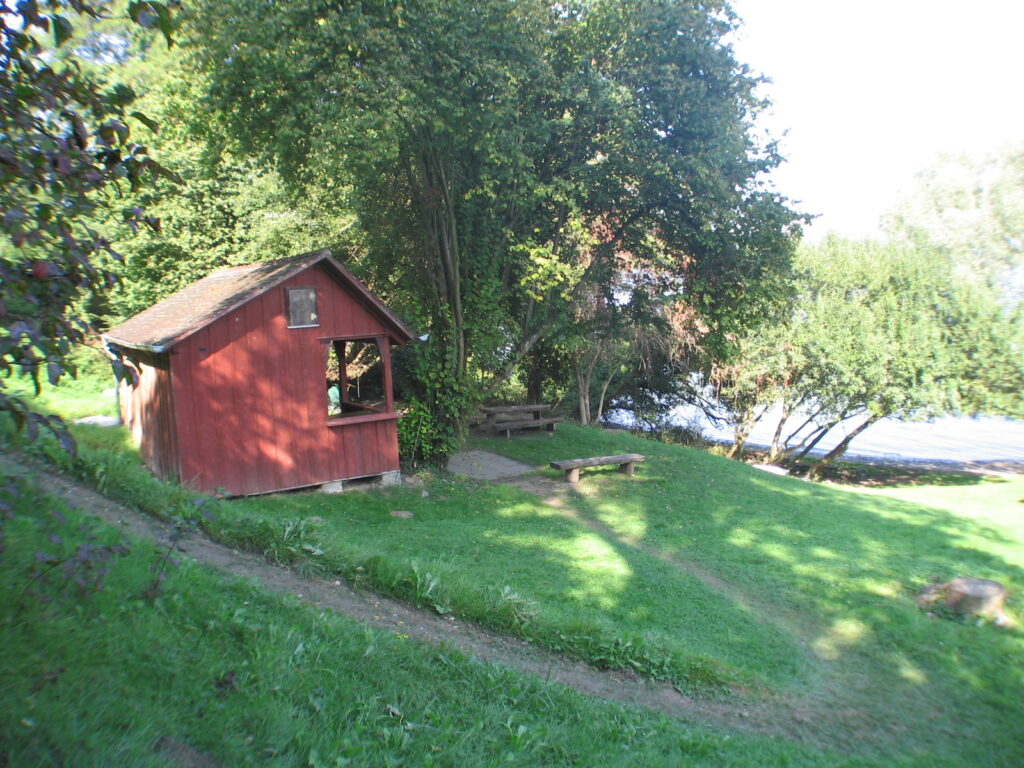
[
  {"x1": 570, "y1": 450, "x2": 1024, "y2": 756},
  {"x1": 12, "y1": 411, "x2": 1024, "y2": 764},
  {"x1": 785, "y1": 460, "x2": 998, "y2": 488},
  {"x1": 471, "y1": 427, "x2": 1024, "y2": 760},
  {"x1": 225, "y1": 477, "x2": 806, "y2": 690}
]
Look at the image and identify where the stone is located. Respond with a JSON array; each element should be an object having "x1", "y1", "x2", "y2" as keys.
[
  {"x1": 390, "y1": 510, "x2": 414, "y2": 519},
  {"x1": 917, "y1": 577, "x2": 1011, "y2": 626},
  {"x1": 751, "y1": 464, "x2": 788, "y2": 476},
  {"x1": 321, "y1": 471, "x2": 401, "y2": 494},
  {"x1": 944, "y1": 577, "x2": 1009, "y2": 618},
  {"x1": 73, "y1": 414, "x2": 121, "y2": 427},
  {"x1": 153, "y1": 735, "x2": 218, "y2": 768}
]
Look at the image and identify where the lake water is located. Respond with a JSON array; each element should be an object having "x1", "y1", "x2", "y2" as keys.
[{"x1": 641, "y1": 406, "x2": 1024, "y2": 464}]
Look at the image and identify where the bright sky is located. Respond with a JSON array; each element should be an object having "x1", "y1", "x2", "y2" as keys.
[{"x1": 729, "y1": 0, "x2": 1024, "y2": 240}]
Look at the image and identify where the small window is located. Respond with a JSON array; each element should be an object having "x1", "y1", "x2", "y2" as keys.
[{"x1": 287, "y1": 287, "x2": 318, "y2": 328}]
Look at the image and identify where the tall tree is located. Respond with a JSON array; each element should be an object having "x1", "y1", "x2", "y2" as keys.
[
  {"x1": 715, "y1": 237, "x2": 1008, "y2": 477},
  {"x1": 884, "y1": 146, "x2": 1024, "y2": 418},
  {"x1": 190, "y1": 0, "x2": 801, "y2": 448},
  {"x1": 885, "y1": 145, "x2": 1024, "y2": 294}
]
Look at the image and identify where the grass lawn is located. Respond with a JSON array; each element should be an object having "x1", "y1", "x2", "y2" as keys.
[
  {"x1": 4, "y1": 374, "x2": 1023, "y2": 765},
  {"x1": 2, "y1": 474, "x2": 844, "y2": 768}
]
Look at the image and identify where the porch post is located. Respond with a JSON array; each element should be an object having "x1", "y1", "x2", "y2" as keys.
[{"x1": 379, "y1": 335, "x2": 394, "y2": 412}]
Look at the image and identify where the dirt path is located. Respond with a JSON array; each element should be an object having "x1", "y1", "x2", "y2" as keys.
[{"x1": 3, "y1": 451, "x2": 884, "y2": 752}]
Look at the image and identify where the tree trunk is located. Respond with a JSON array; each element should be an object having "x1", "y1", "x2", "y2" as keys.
[
  {"x1": 595, "y1": 370, "x2": 616, "y2": 424},
  {"x1": 776, "y1": 405, "x2": 827, "y2": 460},
  {"x1": 576, "y1": 364, "x2": 592, "y2": 425},
  {"x1": 767, "y1": 402, "x2": 794, "y2": 463},
  {"x1": 728, "y1": 404, "x2": 762, "y2": 459},
  {"x1": 789, "y1": 423, "x2": 831, "y2": 462},
  {"x1": 806, "y1": 415, "x2": 881, "y2": 480},
  {"x1": 525, "y1": 355, "x2": 544, "y2": 405},
  {"x1": 791, "y1": 407, "x2": 862, "y2": 462}
]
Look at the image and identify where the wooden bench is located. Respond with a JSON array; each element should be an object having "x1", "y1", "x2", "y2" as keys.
[
  {"x1": 549, "y1": 453, "x2": 646, "y2": 483},
  {"x1": 492, "y1": 417, "x2": 562, "y2": 439},
  {"x1": 483, "y1": 404, "x2": 563, "y2": 438}
]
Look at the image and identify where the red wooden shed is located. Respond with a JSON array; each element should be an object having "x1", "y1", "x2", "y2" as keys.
[{"x1": 103, "y1": 249, "x2": 413, "y2": 496}]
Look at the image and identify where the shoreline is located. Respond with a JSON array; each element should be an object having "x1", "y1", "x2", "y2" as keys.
[{"x1": 603, "y1": 423, "x2": 1024, "y2": 475}]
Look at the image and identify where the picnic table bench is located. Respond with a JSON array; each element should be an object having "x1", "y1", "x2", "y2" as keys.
[
  {"x1": 483, "y1": 404, "x2": 563, "y2": 438},
  {"x1": 549, "y1": 453, "x2": 646, "y2": 483}
]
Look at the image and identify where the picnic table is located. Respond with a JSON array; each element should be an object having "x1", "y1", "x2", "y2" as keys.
[{"x1": 483, "y1": 404, "x2": 563, "y2": 438}]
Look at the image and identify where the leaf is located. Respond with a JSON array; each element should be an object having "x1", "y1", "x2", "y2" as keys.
[
  {"x1": 107, "y1": 84, "x2": 137, "y2": 108},
  {"x1": 131, "y1": 111, "x2": 160, "y2": 134},
  {"x1": 129, "y1": 2, "x2": 156, "y2": 27},
  {"x1": 129, "y1": 2, "x2": 175, "y2": 47},
  {"x1": 51, "y1": 15, "x2": 73, "y2": 48}
]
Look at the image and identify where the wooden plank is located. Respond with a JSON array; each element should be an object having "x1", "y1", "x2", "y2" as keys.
[
  {"x1": 153, "y1": 353, "x2": 181, "y2": 482},
  {"x1": 381, "y1": 418, "x2": 400, "y2": 470},
  {"x1": 494, "y1": 417, "x2": 562, "y2": 437},
  {"x1": 298, "y1": 294, "x2": 328, "y2": 487},
  {"x1": 171, "y1": 333, "x2": 201, "y2": 489},
  {"x1": 550, "y1": 454, "x2": 646, "y2": 470},
  {"x1": 550, "y1": 454, "x2": 646, "y2": 483},
  {"x1": 482, "y1": 404, "x2": 552, "y2": 414},
  {"x1": 495, "y1": 417, "x2": 562, "y2": 428},
  {"x1": 339, "y1": 417, "x2": 359, "y2": 479},
  {"x1": 244, "y1": 294, "x2": 276, "y2": 493},
  {"x1": 353, "y1": 421, "x2": 373, "y2": 478},
  {"x1": 379, "y1": 336, "x2": 394, "y2": 412},
  {"x1": 225, "y1": 307, "x2": 259, "y2": 495},
  {"x1": 274, "y1": 286, "x2": 301, "y2": 489},
  {"x1": 206, "y1": 313, "x2": 237, "y2": 493}
]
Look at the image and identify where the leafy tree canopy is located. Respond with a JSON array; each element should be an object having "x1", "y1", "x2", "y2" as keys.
[
  {"x1": 186, "y1": 0, "x2": 803, "y2": 450},
  {"x1": 885, "y1": 144, "x2": 1024, "y2": 301},
  {"x1": 715, "y1": 235, "x2": 1022, "y2": 477}
]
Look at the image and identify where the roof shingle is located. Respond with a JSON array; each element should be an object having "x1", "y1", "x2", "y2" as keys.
[{"x1": 103, "y1": 249, "x2": 411, "y2": 351}]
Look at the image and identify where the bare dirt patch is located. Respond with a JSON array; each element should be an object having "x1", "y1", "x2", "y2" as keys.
[{"x1": 446, "y1": 450, "x2": 537, "y2": 480}]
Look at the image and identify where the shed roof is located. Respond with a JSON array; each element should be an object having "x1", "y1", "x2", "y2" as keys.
[{"x1": 104, "y1": 249, "x2": 413, "y2": 352}]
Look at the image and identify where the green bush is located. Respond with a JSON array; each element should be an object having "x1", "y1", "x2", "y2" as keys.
[{"x1": 397, "y1": 399, "x2": 446, "y2": 467}]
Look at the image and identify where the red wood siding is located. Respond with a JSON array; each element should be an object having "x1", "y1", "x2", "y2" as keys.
[
  {"x1": 170, "y1": 263, "x2": 402, "y2": 495},
  {"x1": 119, "y1": 350, "x2": 180, "y2": 482}
]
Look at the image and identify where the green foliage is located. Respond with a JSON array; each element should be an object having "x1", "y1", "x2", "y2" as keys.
[
  {"x1": 885, "y1": 145, "x2": 1024, "y2": 292},
  {"x1": 715, "y1": 235, "x2": 1022, "y2": 471},
  {"x1": 188, "y1": 0, "x2": 802, "y2": 447},
  {"x1": 0, "y1": 0, "x2": 177, "y2": 442},
  {"x1": 67, "y1": 30, "x2": 360, "y2": 324},
  {"x1": 883, "y1": 146, "x2": 1024, "y2": 417},
  {"x1": 396, "y1": 398, "x2": 445, "y2": 468}
]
